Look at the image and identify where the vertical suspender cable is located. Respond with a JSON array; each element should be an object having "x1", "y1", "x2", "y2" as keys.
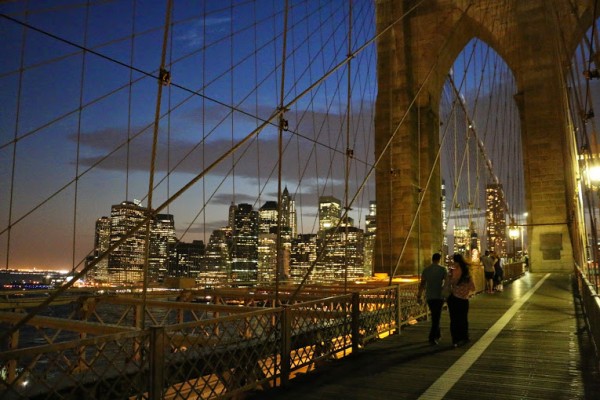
[
  {"x1": 202, "y1": 0, "x2": 207, "y2": 267},
  {"x1": 126, "y1": 0, "x2": 138, "y2": 202},
  {"x1": 5, "y1": 2, "x2": 29, "y2": 270},
  {"x1": 230, "y1": 1, "x2": 236, "y2": 207},
  {"x1": 72, "y1": 1, "x2": 91, "y2": 273},
  {"x1": 344, "y1": 0, "x2": 353, "y2": 293},
  {"x1": 276, "y1": 0, "x2": 290, "y2": 305},
  {"x1": 141, "y1": 0, "x2": 173, "y2": 328}
]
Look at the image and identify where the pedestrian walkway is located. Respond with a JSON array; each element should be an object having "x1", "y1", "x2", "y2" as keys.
[{"x1": 249, "y1": 273, "x2": 600, "y2": 399}]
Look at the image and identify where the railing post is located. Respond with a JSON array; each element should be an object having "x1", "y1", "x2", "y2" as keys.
[
  {"x1": 351, "y1": 292, "x2": 360, "y2": 353},
  {"x1": 6, "y1": 321, "x2": 19, "y2": 384},
  {"x1": 280, "y1": 306, "x2": 291, "y2": 387},
  {"x1": 133, "y1": 303, "x2": 144, "y2": 361},
  {"x1": 149, "y1": 326, "x2": 165, "y2": 400},
  {"x1": 396, "y1": 285, "x2": 402, "y2": 335}
]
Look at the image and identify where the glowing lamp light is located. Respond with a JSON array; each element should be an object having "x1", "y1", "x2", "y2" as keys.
[
  {"x1": 588, "y1": 165, "x2": 600, "y2": 183},
  {"x1": 508, "y1": 226, "x2": 520, "y2": 240}
]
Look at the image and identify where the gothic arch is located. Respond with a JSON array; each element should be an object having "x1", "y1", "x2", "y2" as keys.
[{"x1": 374, "y1": 0, "x2": 586, "y2": 275}]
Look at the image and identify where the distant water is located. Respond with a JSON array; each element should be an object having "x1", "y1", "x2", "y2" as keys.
[{"x1": 0, "y1": 270, "x2": 64, "y2": 289}]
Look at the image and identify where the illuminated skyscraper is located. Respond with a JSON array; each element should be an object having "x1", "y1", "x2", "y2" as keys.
[
  {"x1": 202, "y1": 228, "x2": 231, "y2": 284},
  {"x1": 258, "y1": 232, "x2": 277, "y2": 282},
  {"x1": 228, "y1": 202, "x2": 237, "y2": 229},
  {"x1": 364, "y1": 201, "x2": 376, "y2": 277},
  {"x1": 231, "y1": 203, "x2": 259, "y2": 283},
  {"x1": 258, "y1": 201, "x2": 278, "y2": 233},
  {"x1": 148, "y1": 214, "x2": 176, "y2": 282},
  {"x1": 108, "y1": 200, "x2": 147, "y2": 284},
  {"x1": 281, "y1": 187, "x2": 297, "y2": 238},
  {"x1": 453, "y1": 226, "x2": 469, "y2": 254},
  {"x1": 319, "y1": 196, "x2": 341, "y2": 230},
  {"x1": 365, "y1": 201, "x2": 376, "y2": 234},
  {"x1": 290, "y1": 234, "x2": 317, "y2": 283},
  {"x1": 171, "y1": 240, "x2": 204, "y2": 278},
  {"x1": 92, "y1": 216, "x2": 110, "y2": 282},
  {"x1": 317, "y1": 225, "x2": 365, "y2": 281},
  {"x1": 441, "y1": 180, "x2": 448, "y2": 254},
  {"x1": 486, "y1": 183, "x2": 507, "y2": 256}
]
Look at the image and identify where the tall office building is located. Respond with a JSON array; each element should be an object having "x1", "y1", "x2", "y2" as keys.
[
  {"x1": 469, "y1": 220, "x2": 480, "y2": 260},
  {"x1": 231, "y1": 203, "x2": 259, "y2": 283},
  {"x1": 258, "y1": 200, "x2": 280, "y2": 282},
  {"x1": 441, "y1": 180, "x2": 448, "y2": 255},
  {"x1": 257, "y1": 193, "x2": 296, "y2": 282},
  {"x1": 486, "y1": 183, "x2": 507, "y2": 256},
  {"x1": 364, "y1": 201, "x2": 376, "y2": 277},
  {"x1": 148, "y1": 214, "x2": 176, "y2": 282},
  {"x1": 202, "y1": 228, "x2": 231, "y2": 284},
  {"x1": 319, "y1": 196, "x2": 341, "y2": 230},
  {"x1": 228, "y1": 202, "x2": 237, "y2": 229},
  {"x1": 258, "y1": 201, "x2": 278, "y2": 233},
  {"x1": 281, "y1": 187, "x2": 297, "y2": 238},
  {"x1": 257, "y1": 232, "x2": 277, "y2": 282},
  {"x1": 453, "y1": 226, "x2": 469, "y2": 254},
  {"x1": 171, "y1": 240, "x2": 204, "y2": 278},
  {"x1": 290, "y1": 234, "x2": 317, "y2": 283},
  {"x1": 365, "y1": 201, "x2": 377, "y2": 234},
  {"x1": 317, "y1": 225, "x2": 365, "y2": 281},
  {"x1": 91, "y1": 216, "x2": 110, "y2": 282},
  {"x1": 107, "y1": 200, "x2": 147, "y2": 284}
]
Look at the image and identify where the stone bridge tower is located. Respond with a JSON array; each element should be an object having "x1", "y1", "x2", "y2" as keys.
[{"x1": 374, "y1": 0, "x2": 595, "y2": 275}]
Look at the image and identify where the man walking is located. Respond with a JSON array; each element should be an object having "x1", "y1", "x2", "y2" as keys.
[
  {"x1": 481, "y1": 250, "x2": 496, "y2": 293},
  {"x1": 417, "y1": 253, "x2": 448, "y2": 345}
]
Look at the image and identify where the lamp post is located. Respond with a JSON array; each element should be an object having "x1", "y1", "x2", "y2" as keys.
[
  {"x1": 508, "y1": 225, "x2": 520, "y2": 262},
  {"x1": 521, "y1": 212, "x2": 528, "y2": 256}
]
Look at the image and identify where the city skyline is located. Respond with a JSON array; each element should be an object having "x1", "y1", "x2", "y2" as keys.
[
  {"x1": 2, "y1": 2, "x2": 566, "y2": 272},
  {"x1": 88, "y1": 193, "x2": 371, "y2": 285},
  {"x1": 0, "y1": 1, "x2": 378, "y2": 270}
]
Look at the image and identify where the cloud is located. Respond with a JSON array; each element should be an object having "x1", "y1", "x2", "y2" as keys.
[
  {"x1": 177, "y1": 16, "x2": 232, "y2": 49},
  {"x1": 68, "y1": 104, "x2": 375, "y2": 187},
  {"x1": 211, "y1": 192, "x2": 258, "y2": 205}
]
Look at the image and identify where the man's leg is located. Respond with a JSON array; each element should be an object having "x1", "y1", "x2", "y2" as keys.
[{"x1": 428, "y1": 299, "x2": 443, "y2": 342}]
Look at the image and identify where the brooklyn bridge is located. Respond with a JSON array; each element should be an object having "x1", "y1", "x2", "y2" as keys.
[{"x1": 1, "y1": 1, "x2": 600, "y2": 399}]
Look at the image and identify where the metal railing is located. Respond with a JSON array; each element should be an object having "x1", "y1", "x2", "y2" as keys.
[
  {"x1": 0, "y1": 282, "x2": 427, "y2": 399},
  {"x1": 574, "y1": 264, "x2": 600, "y2": 366}
]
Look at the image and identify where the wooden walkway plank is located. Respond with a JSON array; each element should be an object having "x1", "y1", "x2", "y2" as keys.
[{"x1": 249, "y1": 273, "x2": 600, "y2": 400}]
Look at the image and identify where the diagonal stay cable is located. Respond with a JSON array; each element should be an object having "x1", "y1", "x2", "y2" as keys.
[
  {"x1": 447, "y1": 74, "x2": 514, "y2": 219},
  {"x1": 1, "y1": 0, "x2": 426, "y2": 337},
  {"x1": 292, "y1": 0, "x2": 470, "y2": 297}
]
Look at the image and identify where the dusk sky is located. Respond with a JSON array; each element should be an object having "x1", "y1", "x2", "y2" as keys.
[
  {"x1": 3, "y1": 1, "x2": 595, "y2": 271},
  {"x1": 0, "y1": 0, "x2": 378, "y2": 270}
]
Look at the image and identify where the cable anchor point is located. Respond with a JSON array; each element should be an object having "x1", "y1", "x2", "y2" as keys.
[{"x1": 159, "y1": 68, "x2": 171, "y2": 86}]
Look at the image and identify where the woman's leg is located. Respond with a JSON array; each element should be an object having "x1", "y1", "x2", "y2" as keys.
[
  {"x1": 447, "y1": 295, "x2": 458, "y2": 345},
  {"x1": 462, "y1": 298, "x2": 470, "y2": 341}
]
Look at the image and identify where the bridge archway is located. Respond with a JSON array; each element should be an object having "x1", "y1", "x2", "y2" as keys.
[{"x1": 374, "y1": 0, "x2": 592, "y2": 275}]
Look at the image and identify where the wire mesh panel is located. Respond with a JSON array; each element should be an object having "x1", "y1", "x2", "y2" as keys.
[
  {"x1": 160, "y1": 308, "x2": 282, "y2": 399},
  {"x1": 0, "y1": 330, "x2": 151, "y2": 400},
  {"x1": 286, "y1": 295, "x2": 353, "y2": 373},
  {"x1": 358, "y1": 286, "x2": 397, "y2": 343},
  {"x1": 0, "y1": 286, "x2": 432, "y2": 399},
  {"x1": 396, "y1": 282, "x2": 427, "y2": 326}
]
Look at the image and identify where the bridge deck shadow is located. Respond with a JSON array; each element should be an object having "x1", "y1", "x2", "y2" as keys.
[{"x1": 248, "y1": 273, "x2": 600, "y2": 400}]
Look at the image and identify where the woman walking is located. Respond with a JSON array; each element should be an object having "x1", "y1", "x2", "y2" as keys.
[{"x1": 447, "y1": 253, "x2": 476, "y2": 347}]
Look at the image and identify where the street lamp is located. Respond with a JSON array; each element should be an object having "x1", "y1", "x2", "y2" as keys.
[
  {"x1": 519, "y1": 212, "x2": 528, "y2": 258},
  {"x1": 508, "y1": 225, "x2": 520, "y2": 261}
]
